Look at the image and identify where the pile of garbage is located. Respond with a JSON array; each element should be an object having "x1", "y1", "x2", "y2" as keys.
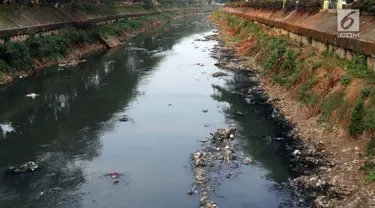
[
  {"x1": 188, "y1": 126, "x2": 254, "y2": 208},
  {"x1": 5, "y1": 161, "x2": 38, "y2": 174}
]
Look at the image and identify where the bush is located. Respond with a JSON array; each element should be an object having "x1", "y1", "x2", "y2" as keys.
[
  {"x1": 1, "y1": 41, "x2": 34, "y2": 70},
  {"x1": 296, "y1": 1, "x2": 322, "y2": 14},
  {"x1": 0, "y1": 60, "x2": 11, "y2": 73},
  {"x1": 360, "y1": 87, "x2": 371, "y2": 98},
  {"x1": 349, "y1": 98, "x2": 365, "y2": 135},
  {"x1": 297, "y1": 78, "x2": 319, "y2": 105},
  {"x1": 320, "y1": 92, "x2": 347, "y2": 122},
  {"x1": 348, "y1": 55, "x2": 372, "y2": 78},
  {"x1": 27, "y1": 35, "x2": 70, "y2": 60},
  {"x1": 61, "y1": 29, "x2": 92, "y2": 45},
  {"x1": 281, "y1": 49, "x2": 298, "y2": 72},
  {"x1": 340, "y1": 75, "x2": 352, "y2": 87},
  {"x1": 225, "y1": 1, "x2": 283, "y2": 11}
]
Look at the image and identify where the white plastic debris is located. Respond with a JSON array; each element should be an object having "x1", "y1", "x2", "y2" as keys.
[
  {"x1": 293, "y1": 150, "x2": 301, "y2": 156},
  {"x1": 25, "y1": 93, "x2": 39, "y2": 99}
]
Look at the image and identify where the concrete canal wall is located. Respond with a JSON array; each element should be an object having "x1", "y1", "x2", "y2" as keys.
[
  {"x1": 221, "y1": 7, "x2": 375, "y2": 70},
  {"x1": 0, "y1": 6, "x2": 206, "y2": 44}
]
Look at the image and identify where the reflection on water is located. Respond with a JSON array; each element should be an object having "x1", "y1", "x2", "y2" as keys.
[{"x1": 0, "y1": 17, "x2": 305, "y2": 208}]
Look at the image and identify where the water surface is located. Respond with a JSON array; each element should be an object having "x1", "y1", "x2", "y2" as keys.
[{"x1": 0, "y1": 17, "x2": 303, "y2": 208}]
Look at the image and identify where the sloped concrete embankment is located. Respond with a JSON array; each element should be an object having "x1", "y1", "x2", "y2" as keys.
[
  {"x1": 221, "y1": 7, "x2": 375, "y2": 70},
  {"x1": 0, "y1": 7, "x2": 205, "y2": 43}
]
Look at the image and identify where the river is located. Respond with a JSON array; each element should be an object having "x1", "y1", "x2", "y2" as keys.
[{"x1": 0, "y1": 16, "x2": 305, "y2": 208}]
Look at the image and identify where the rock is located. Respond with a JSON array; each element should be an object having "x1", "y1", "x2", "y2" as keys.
[
  {"x1": 202, "y1": 109, "x2": 208, "y2": 113},
  {"x1": 6, "y1": 161, "x2": 38, "y2": 174},
  {"x1": 243, "y1": 157, "x2": 253, "y2": 165},
  {"x1": 212, "y1": 72, "x2": 228, "y2": 77}
]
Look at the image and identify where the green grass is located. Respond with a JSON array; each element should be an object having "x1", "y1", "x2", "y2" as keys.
[
  {"x1": 297, "y1": 78, "x2": 319, "y2": 105},
  {"x1": 320, "y1": 92, "x2": 348, "y2": 122},
  {"x1": 365, "y1": 168, "x2": 375, "y2": 185},
  {"x1": 349, "y1": 98, "x2": 365, "y2": 136},
  {"x1": 340, "y1": 75, "x2": 352, "y2": 87}
]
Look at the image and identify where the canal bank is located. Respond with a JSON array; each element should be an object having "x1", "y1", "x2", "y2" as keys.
[
  {"x1": 1, "y1": 16, "x2": 312, "y2": 208},
  {"x1": 0, "y1": 8, "x2": 211, "y2": 85},
  {"x1": 211, "y1": 12, "x2": 375, "y2": 207}
]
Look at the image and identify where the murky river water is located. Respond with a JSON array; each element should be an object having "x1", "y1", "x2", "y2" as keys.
[{"x1": 0, "y1": 17, "x2": 305, "y2": 208}]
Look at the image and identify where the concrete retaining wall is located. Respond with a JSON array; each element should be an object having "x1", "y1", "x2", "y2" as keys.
[
  {"x1": 0, "y1": 7, "x2": 204, "y2": 44},
  {"x1": 222, "y1": 7, "x2": 375, "y2": 70}
]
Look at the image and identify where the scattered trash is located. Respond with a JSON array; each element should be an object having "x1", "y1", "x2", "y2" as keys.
[
  {"x1": 119, "y1": 115, "x2": 129, "y2": 122},
  {"x1": 25, "y1": 93, "x2": 39, "y2": 99},
  {"x1": 243, "y1": 157, "x2": 253, "y2": 165},
  {"x1": 200, "y1": 138, "x2": 209, "y2": 143},
  {"x1": 40, "y1": 192, "x2": 44, "y2": 195},
  {"x1": 202, "y1": 109, "x2": 208, "y2": 113},
  {"x1": 235, "y1": 111, "x2": 244, "y2": 116},
  {"x1": 110, "y1": 172, "x2": 119, "y2": 179},
  {"x1": 187, "y1": 184, "x2": 197, "y2": 195},
  {"x1": 293, "y1": 150, "x2": 301, "y2": 156},
  {"x1": 6, "y1": 161, "x2": 38, "y2": 174},
  {"x1": 190, "y1": 126, "x2": 238, "y2": 207},
  {"x1": 113, "y1": 179, "x2": 120, "y2": 184},
  {"x1": 245, "y1": 98, "x2": 251, "y2": 104},
  {"x1": 212, "y1": 72, "x2": 228, "y2": 77},
  {"x1": 58, "y1": 59, "x2": 86, "y2": 68}
]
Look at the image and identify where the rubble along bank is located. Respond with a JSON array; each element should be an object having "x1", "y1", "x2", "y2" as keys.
[
  {"x1": 188, "y1": 35, "x2": 322, "y2": 208},
  {"x1": 210, "y1": 12, "x2": 375, "y2": 208},
  {"x1": 0, "y1": 10, "x2": 207, "y2": 85}
]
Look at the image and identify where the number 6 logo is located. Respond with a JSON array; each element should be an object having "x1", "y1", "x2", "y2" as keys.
[{"x1": 338, "y1": 9, "x2": 360, "y2": 32}]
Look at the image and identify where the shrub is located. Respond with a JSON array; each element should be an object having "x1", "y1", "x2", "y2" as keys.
[
  {"x1": 365, "y1": 168, "x2": 375, "y2": 185},
  {"x1": 1, "y1": 41, "x2": 34, "y2": 70},
  {"x1": 349, "y1": 98, "x2": 365, "y2": 135},
  {"x1": 0, "y1": 60, "x2": 11, "y2": 72},
  {"x1": 61, "y1": 29, "x2": 92, "y2": 45},
  {"x1": 27, "y1": 35, "x2": 70, "y2": 60},
  {"x1": 320, "y1": 92, "x2": 347, "y2": 122},
  {"x1": 360, "y1": 87, "x2": 371, "y2": 98},
  {"x1": 297, "y1": 78, "x2": 319, "y2": 105},
  {"x1": 340, "y1": 75, "x2": 352, "y2": 87},
  {"x1": 348, "y1": 55, "x2": 371, "y2": 77}
]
